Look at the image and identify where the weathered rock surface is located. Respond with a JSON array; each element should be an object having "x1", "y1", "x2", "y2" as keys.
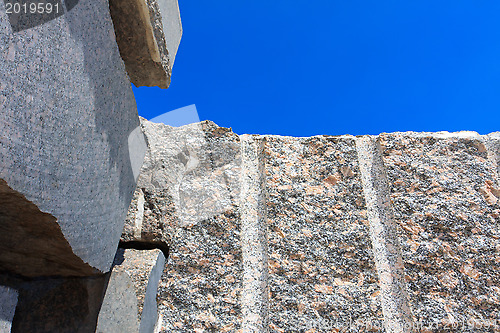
[
  {"x1": 264, "y1": 136, "x2": 383, "y2": 332},
  {"x1": 97, "y1": 249, "x2": 166, "y2": 333},
  {"x1": 122, "y1": 119, "x2": 240, "y2": 248},
  {"x1": 380, "y1": 133, "x2": 500, "y2": 332},
  {"x1": 0, "y1": 0, "x2": 145, "y2": 276},
  {"x1": 96, "y1": 270, "x2": 139, "y2": 333},
  {"x1": 128, "y1": 120, "x2": 500, "y2": 333},
  {"x1": 109, "y1": 0, "x2": 182, "y2": 88}
]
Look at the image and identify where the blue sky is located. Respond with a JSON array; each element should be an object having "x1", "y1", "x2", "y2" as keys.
[{"x1": 133, "y1": 1, "x2": 500, "y2": 136}]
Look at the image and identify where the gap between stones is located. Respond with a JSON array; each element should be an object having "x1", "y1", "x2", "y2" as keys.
[{"x1": 118, "y1": 240, "x2": 170, "y2": 260}]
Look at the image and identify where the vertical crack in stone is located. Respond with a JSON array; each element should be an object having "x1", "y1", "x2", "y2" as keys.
[
  {"x1": 0, "y1": 179, "x2": 99, "y2": 278},
  {"x1": 356, "y1": 136, "x2": 415, "y2": 333},
  {"x1": 240, "y1": 135, "x2": 269, "y2": 332}
]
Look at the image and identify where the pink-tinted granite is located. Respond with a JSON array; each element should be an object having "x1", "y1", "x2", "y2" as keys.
[
  {"x1": 264, "y1": 136, "x2": 384, "y2": 332},
  {"x1": 380, "y1": 133, "x2": 500, "y2": 332}
]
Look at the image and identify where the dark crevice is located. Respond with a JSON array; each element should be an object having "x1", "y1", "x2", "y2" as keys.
[{"x1": 118, "y1": 240, "x2": 169, "y2": 260}]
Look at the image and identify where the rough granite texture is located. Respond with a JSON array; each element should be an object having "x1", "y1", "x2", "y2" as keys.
[
  {"x1": 0, "y1": 0, "x2": 143, "y2": 275},
  {"x1": 111, "y1": 248, "x2": 166, "y2": 333},
  {"x1": 264, "y1": 136, "x2": 383, "y2": 332},
  {"x1": 122, "y1": 119, "x2": 240, "y2": 248},
  {"x1": 356, "y1": 137, "x2": 414, "y2": 333},
  {"x1": 125, "y1": 120, "x2": 500, "y2": 333},
  {"x1": 109, "y1": 0, "x2": 182, "y2": 88},
  {"x1": 380, "y1": 133, "x2": 500, "y2": 332},
  {"x1": 96, "y1": 270, "x2": 139, "y2": 333},
  {"x1": 155, "y1": 122, "x2": 243, "y2": 332}
]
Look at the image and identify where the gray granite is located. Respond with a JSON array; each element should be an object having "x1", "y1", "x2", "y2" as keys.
[
  {"x1": 4, "y1": 0, "x2": 65, "y2": 33},
  {"x1": 0, "y1": 179, "x2": 98, "y2": 277},
  {"x1": 140, "y1": 250, "x2": 166, "y2": 333},
  {"x1": 110, "y1": 249, "x2": 166, "y2": 333},
  {"x1": 0, "y1": 0, "x2": 144, "y2": 275},
  {"x1": 96, "y1": 270, "x2": 139, "y2": 333},
  {"x1": 109, "y1": 0, "x2": 182, "y2": 88},
  {"x1": 0, "y1": 285, "x2": 17, "y2": 333}
]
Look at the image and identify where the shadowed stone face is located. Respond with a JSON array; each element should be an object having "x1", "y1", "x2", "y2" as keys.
[
  {"x1": 4, "y1": 0, "x2": 65, "y2": 32},
  {"x1": 0, "y1": 273, "x2": 108, "y2": 333},
  {"x1": 0, "y1": 179, "x2": 98, "y2": 277}
]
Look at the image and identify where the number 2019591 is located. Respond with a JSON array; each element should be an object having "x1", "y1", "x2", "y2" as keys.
[{"x1": 5, "y1": 2, "x2": 60, "y2": 14}]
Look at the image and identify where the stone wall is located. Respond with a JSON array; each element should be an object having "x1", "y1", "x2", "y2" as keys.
[
  {"x1": 125, "y1": 119, "x2": 500, "y2": 333},
  {"x1": 2, "y1": 0, "x2": 499, "y2": 331}
]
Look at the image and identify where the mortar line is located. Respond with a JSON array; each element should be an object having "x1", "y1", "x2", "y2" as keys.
[
  {"x1": 356, "y1": 136, "x2": 415, "y2": 333},
  {"x1": 240, "y1": 135, "x2": 269, "y2": 332}
]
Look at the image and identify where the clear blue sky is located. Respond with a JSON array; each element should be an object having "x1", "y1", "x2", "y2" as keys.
[{"x1": 133, "y1": 1, "x2": 500, "y2": 136}]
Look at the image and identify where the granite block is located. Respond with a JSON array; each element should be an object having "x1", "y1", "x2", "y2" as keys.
[
  {"x1": 380, "y1": 132, "x2": 500, "y2": 332},
  {"x1": 122, "y1": 120, "x2": 240, "y2": 248},
  {"x1": 264, "y1": 136, "x2": 384, "y2": 332},
  {"x1": 109, "y1": 0, "x2": 182, "y2": 88},
  {"x1": 0, "y1": 0, "x2": 143, "y2": 275},
  {"x1": 123, "y1": 120, "x2": 243, "y2": 332},
  {"x1": 111, "y1": 249, "x2": 166, "y2": 333},
  {"x1": 96, "y1": 270, "x2": 139, "y2": 333}
]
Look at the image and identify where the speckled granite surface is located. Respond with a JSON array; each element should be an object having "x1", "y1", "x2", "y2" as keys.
[
  {"x1": 140, "y1": 121, "x2": 243, "y2": 332},
  {"x1": 264, "y1": 136, "x2": 384, "y2": 332},
  {"x1": 356, "y1": 137, "x2": 414, "y2": 333},
  {"x1": 0, "y1": 0, "x2": 142, "y2": 274},
  {"x1": 380, "y1": 133, "x2": 500, "y2": 332},
  {"x1": 122, "y1": 119, "x2": 240, "y2": 248},
  {"x1": 128, "y1": 120, "x2": 500, "y2": 333}
]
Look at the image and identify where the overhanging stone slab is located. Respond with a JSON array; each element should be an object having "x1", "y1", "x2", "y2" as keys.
[
  {"x1": 0, "y1": 0, "x2": 145, "y2": 275},
  {"x1": 109, "y1": 0, "x2": 182, "y2": 88}
]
